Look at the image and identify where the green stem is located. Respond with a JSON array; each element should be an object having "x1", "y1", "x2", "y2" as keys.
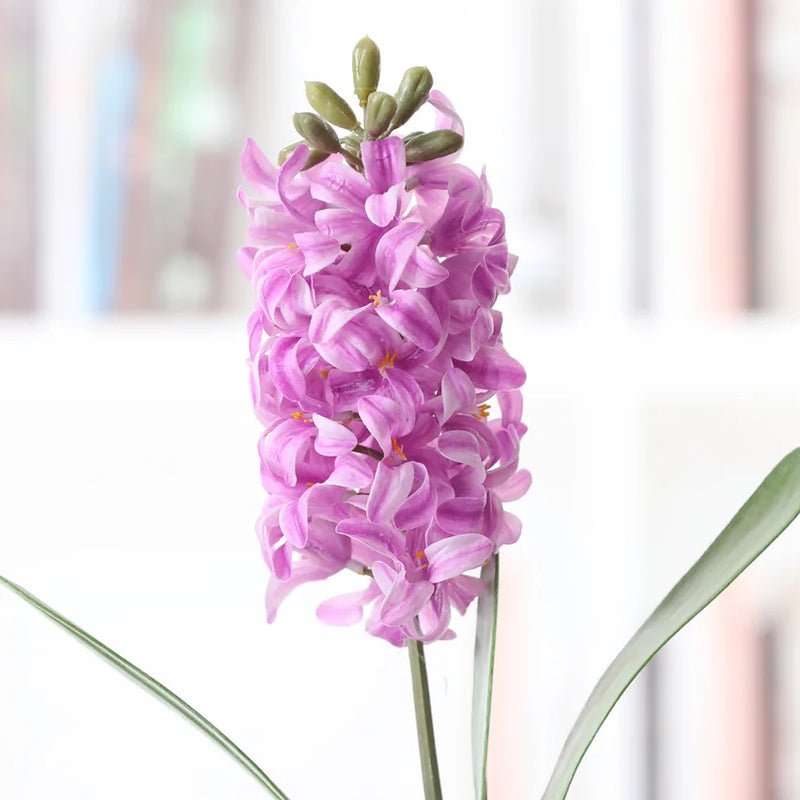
[
  {"x1": 408, "y1": 639, "x2": 443, "y2": 800},
  {"x1": 353, "y1": 444, "x2": 383, "y2": 461}
]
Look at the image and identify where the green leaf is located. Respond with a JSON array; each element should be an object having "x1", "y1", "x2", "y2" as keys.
[
  {"x1": 541, "y1": 447, "x2": 800, "y2": 800},
  {"x1": 0, "y1": 574, "x2": 291, "y2": 800},
  {"x1": 472, "y1": 554, "x2": 499, "y2": 800}
]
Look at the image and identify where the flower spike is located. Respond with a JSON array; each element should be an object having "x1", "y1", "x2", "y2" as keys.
[{"x1": 240, "y1": 38, "x2": 529, "y2": 646}]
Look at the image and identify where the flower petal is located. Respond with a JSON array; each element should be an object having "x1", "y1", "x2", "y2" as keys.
[
  {"x1": 497, "y1": 510, "x2": 522, "y2": 546},
  {"x1": 371, "y1": 560, "x2": 399, "y2": 596},
  {"x1": 375, "y1": 221, "x2": 425, "y2": 292},
  {"x1": 394, "y1": 462, "x2": 436, "y2": 531},
  {"x1": 357, "y1": 395, "x2": 400, "y2": 456},
  {"x1": 247, "y1": 309, "x2": 264, "y2": 359},
  {"x1": 402, "y1": 248, "x2": 449, "y2": 288},
  {"x1": 365, "y1": 184, "x2": 403, "y2": 227},
  {"x1": 457, "y1": 345, "x2": 526, "y2": 390},
  {"x1": 427, "y1": 90, "x2": 465, "y2": 136},
  {"x1": 241, "y1": 138, "x2": 278, "y2": 193},
  {"x1": 314, "y1": 207, "x2": 373, "y2": 241},
  {"x1": 362, "y1": 136, "x2": 406, "y2": 194},
  {"x1": 326, "y1": 452, "x2": 375, "y2": 489},
  {"x1": 382, "y1": 369, "x2": 424, "y2": 436},
  {"x1": 337, "y1": 519, "x2": 406, "y2": 558},
  {"x1": 268, "y1": 337, "x2": 306, "y2": 401},
  {"x1": 494, "y1": 469, "x2": 531, "y2": 503},
  {"x1": 316, "y1": 584, "x2": 380, "y2": 626},
  {"x1": 309, "y1": 300, "x2": 373, "y2": 371},
  {"x1": 309, "y1": 159, "x2": 371, "y2": 210},
  {"x1": 294, "y1": 231, "x2": 341, "y2": 275},
  {"x1": 440, "y1": 368, "x2": 475, "y2": 422},
  {"x1": 375, "y1": 290, "x2": 442, "y2": 351},
  {"x1": 413, "y1": 588, "x2": 452, "y2": 642},
  {"x1": 256, "y1": 503, "x2": 291, "y2": 580},
  {"x1": 446, "y1": 574, "x2": 484, "y2": 614},
  {"x1": 248, "y1": 206, "x2": 305, "y2": 246},
  {"x1": 498, "y1": 389, "x2": 525, "y2": 427},
  {"x1": 277, "y1": 144, "x2": 322, "y2": 223},
  {"x1": 437, "y1": 430, "x2": 484, "y2": 469},
  {"x1": 279, "y1": 493, "x2": 309, "y2": 547},
  {"x1": 265, "y1": 557, "x2": 340, "y2": 623},
  {"x1": 380, "y1": 577, "x2": 434, "y2": 627},
  {"x1": 367, "y1": 460, "x2": 415, "y2": 524},
  {"x1": 312, "y1": 414, "x2": 358, "y2": 457},
  {"x1": 260, "y1": 420, "x2": 312, "y2": 487},
  {"x1": 447, "y1": 307, "x2": 494, "y2": 361},
  {"x1": 425, "y1": 534, "x2": 492, "y2": 583},
  {"x1": 437, "y1": 496, "x2": 485, "y2": 534}
]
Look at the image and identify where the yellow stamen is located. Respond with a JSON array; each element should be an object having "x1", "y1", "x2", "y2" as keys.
[
  {"x1": 287, "y1": 242, "x2": 299, "y2": 251},
  {"x1": 472, "y1": 403, "x2": 491, "y2": 420},
  {"x1": 377, "y1": 350, "x2": 397, "y2": 370},
  {"x1": 291, "y1": 411, "x2": 304, "y2": 419},
  {"x1": 368, "y1": 289, "x2": 382, "y2": 306},
  {"x1": 306, "y1": 482, "x2": 316, "y2": 487},
  {"x1": 392, "y1": 438, "x2": 407, "y2": 460},
  {"x1": 319, "y1": 368, "x2": 330, "y2": 379},
  {"x1": 415, "y1": 550, "x2": 428, "y2": 567}
]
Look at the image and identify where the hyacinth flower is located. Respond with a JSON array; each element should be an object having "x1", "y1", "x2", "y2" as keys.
[
  {"x1": 240, "y1": 41, "x2": 529, "y2": 655},
  {"x1": 236, "y1": 39, "x2": 534, "y2": 794},
  {"x1": 4, "y1": 35, "x2": 800, "y2": 800}
]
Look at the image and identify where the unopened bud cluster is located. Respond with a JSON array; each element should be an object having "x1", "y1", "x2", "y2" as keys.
[{"x1": 279, "y1": 36, "x2": 463, "y2": 172}]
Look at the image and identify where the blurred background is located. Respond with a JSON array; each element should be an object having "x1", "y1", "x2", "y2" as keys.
[{"x1": 1, "y1": 1, "x2": 800, "y2": 798}]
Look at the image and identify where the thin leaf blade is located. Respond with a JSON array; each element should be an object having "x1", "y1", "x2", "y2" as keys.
[
  {"x1": 472, "y1": 553, "x2": 499, "y2": 800},
  {"x1": 542, "y1": 447, "x2": 800, "y2": 800},
  {"x1": 0, "y1": 575, "x2": 291, "y2": 800}
]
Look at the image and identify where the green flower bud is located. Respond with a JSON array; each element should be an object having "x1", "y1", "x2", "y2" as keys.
[
  {"x1": 391, "y1": 67, "x2": 433, "y2": 131},
  {"x1": 293, "y1": 112, "x2": 341, "y2": 154},
  {"x1": 339, "y1": 134, "x2": 362, "y2": 160},
  {"x1": 340, "y1": 136, "x2": 364, "y2": 171},
  {"x1": 278, "y1": 141, "x2": 332, "y2": 170},
  {"x1": 305, "y1": 81, "x2": 358, "y2": 130},
  {"x1": 402, "y1": 131, "x2": 425, "y2": 145},
  {"x1": 341, "y1": 150, "x2": 364, "y2": 173},
  {"x1": 364, "y1": 91, "x2": 397, "y2": 139},
  {"x1": 404, "y1": 129, "x2": 463, "y2": 164},
  {"x1": 352, "y1": 36, "x2": 380, "y2": 108},
  {"x1": 301, "y1": 148, "x2": 331, "y2": 171}
]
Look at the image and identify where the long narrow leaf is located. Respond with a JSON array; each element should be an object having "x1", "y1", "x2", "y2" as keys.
[
  {"x1": 471, "y1": 553, "x2": 499, "y2": 800},
  {"x1": 0, "y1": 575, "x2": 291, "y2": 800},
  {"x1": 542, "y1": 447, "x2": 800, "y2": 800}
]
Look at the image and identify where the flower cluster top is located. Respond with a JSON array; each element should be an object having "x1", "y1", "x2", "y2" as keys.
[{"x1": 239, "y1": 38, "x2": 529, "y2": 645}]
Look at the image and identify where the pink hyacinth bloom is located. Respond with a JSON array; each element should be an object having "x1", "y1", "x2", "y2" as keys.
[{"x1": 240, "y1": 90, "x2": 529, "y2": 645}]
